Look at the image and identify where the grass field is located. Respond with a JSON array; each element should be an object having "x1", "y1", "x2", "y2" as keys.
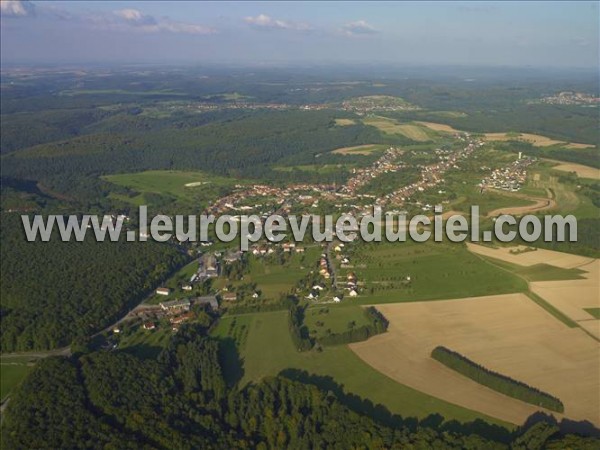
[
  {"x1": 103, "y1": 170, "x2": 246, "y2": 208},
  {"x1": 303, "y1": 304, "x2": 372, "y2": 339},
  {"x1": 363, "y1": 117, "x2": 436, "y2": 142},
  {"x1": 339, "y1": 241, "x2": 527, "y2": 305},
  {"x1": 1, "y1": 362, "x2": 33, "y2": 401},
  {"x1": 350, "y1": 294, "x2": 600, "y2": 426},
  {"x1": 584, "y1": 308, "x2": 600, "y2": 319},
  {"x1": 116, "y1": 325, "x2": 174, "y2": 359},
  {"x1": 211, "y1": 310, "x2": 511, "y2": 427},
  {"x1": 235, "y1": 247, "x2": 321, "y2": 300}
]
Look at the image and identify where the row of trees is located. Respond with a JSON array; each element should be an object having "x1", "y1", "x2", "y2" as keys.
[{"x1": 431, "y1": 346, "x2": 564, "y2": 413}]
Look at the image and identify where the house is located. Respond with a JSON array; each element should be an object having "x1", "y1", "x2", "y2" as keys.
[
  {"x1": 341, "y1": 257, "x2": 350, "y2": 264},
  {"x1": 143, "y1": 322, "x2": 156, "y2": 330},
  {"x1": 333, "y1": 296, "x2": 342, "y2": 303},
  {"x1": 306, "y1": 293, "x2": 316, "y2": 299},
  {"x1": 312, "y1": 285, "x2": 324, "y2": 291},
  {"x1": 160, "y1": 299, "x2": 191, "y2": 313},
  {"x1": 282, "y1": 242, "x2": 296, "y2": 252},
  {"x1": 195, "y1": 295, "x2": 219, "y2": 310},
  {"x1": 182, "y1": 285, "x2": 193, "y2": 291},
  {"x1": 295, "y1": 247, "x2": 305, "y2": 253},
  {"x1": 112, "y1": 327, "x2": 121, "y2": 334},
  {"x1": 349, "y1": 289, "x2": 358, "y2": 297},
  {"x1": 252, "y1": 292, "x2": 260, "y2": 299},
  {"x1": 156, "y1": 287, "x2": 171, "y2": 296},
  {"x1": 221, "y1": 292, "x2": 237, "y2": 302},
  {"x1": 170, "y1": 312, "x2": 195, "y2": 325},
  {"x1": 224, "y1": 250, "x2": 243, "y2": 263}
]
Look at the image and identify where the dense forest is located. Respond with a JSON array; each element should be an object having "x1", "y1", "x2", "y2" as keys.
[
  {"x1": 2, "y1": 323, "x2": 598, "y2": 449},
  {"x1": 0, "y1": 214, "x2": 188, "y2": 351}
]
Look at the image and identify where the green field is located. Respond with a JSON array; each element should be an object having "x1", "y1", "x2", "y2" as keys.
[
  {"x1": 303, "y1": 304, "x2": 372, "y2": 339},
  {"x1": 524, "y1": 162, "x2": 598, "y2": 219},
  {"x1": 211, "y1": 310, "x2": 512, "y2": 428},
  {"x1": 338, "y1": 241, "x2": 527, "y2": 305},
  {"x1": 116, "y1": 326, "x2": 174, "y2": 359},
  {"x1": 103, "y1": 170, "x2": 245, "y2": 208},
  {"x1": 363, "y1": 117, "x2": 438, "y2": 142},
  {"x1": 240, "y1": 247, "x2": 322, "y2": 299},
  {"x1": 584, "y1": 308, "x2": 600, "y2": 319},
  {"x1": 1, "y1": 362, "x2": 33, "y2": 401}
]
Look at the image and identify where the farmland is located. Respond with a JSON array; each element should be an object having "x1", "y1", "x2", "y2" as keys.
[
  {"x1": 336, "y1": 241, "x2": 527, "y2": 305},
  {"x1": 103, "y1": 170, "x2": 246, "y2": 209},
  {"x1": 363, "y1": 116, "x2": 437, "y2": 142},
  {"x1": 211, "y1": 310, "x2": 511, "y2": 427},
  {"x1": 416, "y1": 122, "x2": 596, "y2": 149},
  {"x1": 331, "y1": 144, "x2": 387, "y2": 155},
  {"x1": 350, "y1": 293, "x2": 600, "y2": 426}
]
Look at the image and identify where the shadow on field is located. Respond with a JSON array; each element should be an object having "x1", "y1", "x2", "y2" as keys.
[
  {"x1": 279, "y1": 368, "x2": 512, "y2": 443},
  {"x1": 216, "y1": 337, "x2": 244, "y2": 387}
]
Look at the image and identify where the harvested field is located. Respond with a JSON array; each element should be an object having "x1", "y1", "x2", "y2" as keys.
[
  {"x1": 350, "y1": 294, "x2": 600, "y2": 426},
  {"x1": 552, "y1": 163, "x2": 599, "y2": 180},
  {"x1": 394, "y1": 124, "x2": 431, "y2": 141},
  {"x1": 531, "y1": 260, "x2": 600, "y2": 339},
  {"x1": 415, "y1": 121, "x2": 461, "y2": 133},
  {"x1": 466, "y1": 244, "x2": 594, "y2": 269},
  {"x1": 484, "y1": 132, "x2": 565, "y2": 147},
  {"x1": 331, "y1": 144, "x2": 384, "y2": 155},
  {"x1": 565, "y1": 142, "x2": 596, "y2": 149},
  {"x1": 363, "y1": 117, "x2": 433, "y2": 141},
  {"x1": 334, "y1": 118, "x2": 357, "y2": 126}
]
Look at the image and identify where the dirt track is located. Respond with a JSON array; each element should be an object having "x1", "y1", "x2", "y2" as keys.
[{"x1": 485, "y1": 190, "x2": 556, "y2": 217}]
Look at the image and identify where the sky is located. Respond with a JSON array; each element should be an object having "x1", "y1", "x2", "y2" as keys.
[{"x1": 1, "y1": 1, "x2": 598, "y2": 68}]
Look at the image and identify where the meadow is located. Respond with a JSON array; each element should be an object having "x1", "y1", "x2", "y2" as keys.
[
  {"x1": 303, "y1": 304, "x2": 373, "y2": 339},
  {"x1": 337, "y1": 241, "x2": 528, "y2": 305},
  {"x1": 103, "y1": 170, "x2": 246, "y2": 209},
  {"x1": 211, "y1": 310, "x2": 511, "y2": 428},
  {"x1": 1, "y1": 361, "x2": 34, "y2": 401},
  {"x1": 363, "y1": 117, "x2": 438, "y2": 142}
]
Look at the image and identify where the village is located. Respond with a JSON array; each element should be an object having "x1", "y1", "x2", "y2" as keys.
[{"x1": 105, "y1": 131, "x2": 532, "y2": 344}]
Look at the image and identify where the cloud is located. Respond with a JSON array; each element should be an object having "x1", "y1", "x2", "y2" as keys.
[
  {"x1": 114, "y1": 8, "x2": 157, "y2": 26},
  {"x1": 104, "y1": 8, "x2": 216, "y2": 35},
  {"x1": 0, "y1": 0, "x2": 35, "y2": 18},
  {"x1": 244, "y1": 14, "x2": 311, "y2": 31},
  {"x1": 341, "y1": 20, "x2": 378, "y2": 36}
]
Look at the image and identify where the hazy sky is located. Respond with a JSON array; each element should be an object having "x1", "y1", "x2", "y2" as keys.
[{"x1": 1, "y1": 1, "x2": 598, "y2": 67}]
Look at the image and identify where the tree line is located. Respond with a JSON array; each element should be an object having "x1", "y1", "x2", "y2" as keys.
[{"x1": 431, "y1": 346, "x2": 564, "y2": 413}]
